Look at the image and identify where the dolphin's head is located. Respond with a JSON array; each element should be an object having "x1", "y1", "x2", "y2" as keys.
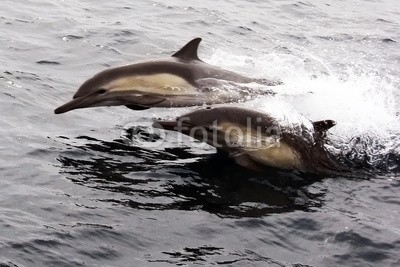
[
  {"x1": 153, "y1": 106, "x2": 281, "y2": 147},
  {"x1": 54, "y1": 65, "x2": 191, "y2": 114}
]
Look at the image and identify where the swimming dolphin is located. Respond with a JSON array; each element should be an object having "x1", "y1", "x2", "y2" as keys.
[
  {"x1": 153, "y1": 106, "x2": 346, "y2": 175},
  {"x1": 54, "y1": 38, "x2": 279, "y2": 114}
]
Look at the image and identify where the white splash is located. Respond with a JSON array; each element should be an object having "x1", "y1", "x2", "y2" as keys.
[{"x1": 208, "y1": 48, "x2": 400, "y2": 171}]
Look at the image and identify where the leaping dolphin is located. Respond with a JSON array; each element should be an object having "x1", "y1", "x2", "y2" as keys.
[
  {"x1": 153, "y1": 106, "x2": 348, "y2": 175},
  {"x1": 54, "y1": 38, "x2": 279, "y2": 114}
]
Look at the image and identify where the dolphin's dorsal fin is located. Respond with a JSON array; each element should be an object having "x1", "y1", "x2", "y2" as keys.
[
  {"x1": 172, "y1": 38, "x2": 202, "y2": 60},
  {"x1": 313, "y1": 120, "x2": 336, "y2": 137}
]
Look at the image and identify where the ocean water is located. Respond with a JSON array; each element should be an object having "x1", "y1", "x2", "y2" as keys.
[{"x1": 0, "y1": 0, "x2": 400, "y2": 266}]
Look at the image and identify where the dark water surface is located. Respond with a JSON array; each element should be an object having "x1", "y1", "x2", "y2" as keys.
[{"x1": 1, "y1": 0, "x2": 400, "y2": 266}]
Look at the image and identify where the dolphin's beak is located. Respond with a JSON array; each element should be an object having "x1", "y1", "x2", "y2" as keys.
[
  {"x1": 54, "y1": 95, "x2": 94, "y2": 114},
  {"x1": 153, "y1": 119, "x2": 222, "y2": 148},
  {"x1": 152, "y1": 120, "x2": 180, "y2": 131},
  {"x1": 54, "y1": 90, "x2": 167, "y2": 114}
]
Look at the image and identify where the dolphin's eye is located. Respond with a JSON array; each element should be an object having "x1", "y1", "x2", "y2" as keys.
[{"x1": 97, "y1": 88, "x2": 107, "y2": 94}]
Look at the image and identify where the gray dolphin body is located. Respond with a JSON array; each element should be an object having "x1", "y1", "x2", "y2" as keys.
[
  {"x1": 54, "y1": 38, "x2": 278, "y2": 114},
  {"x1": 153, "y1": 106, "x2": 346, "y2": 175}
]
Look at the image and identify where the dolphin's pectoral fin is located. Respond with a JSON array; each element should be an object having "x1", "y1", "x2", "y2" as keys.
[
  {"x1": 312, "y1": 120, "x2": 336, "y2": 138},
  {"x1": 172, "y1": 38, "x2": 202, "y2": 61},
  {"x1": 125, "y1": 105, "x2": 150, "y2": 111},
  {"x1": 125, "y1": 95, "x2": 166, "y2": 107},
  {"x1": 230, "y1": 152, "x2": 264, "y2": 172}
]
